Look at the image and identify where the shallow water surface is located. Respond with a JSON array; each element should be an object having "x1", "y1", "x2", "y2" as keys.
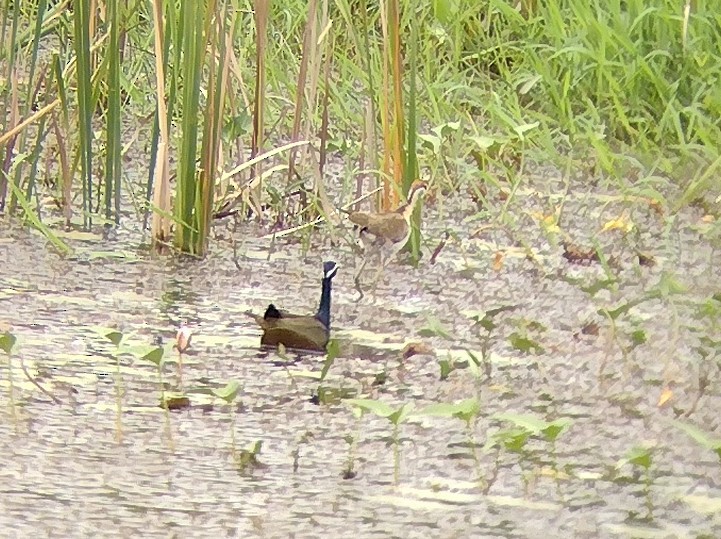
[{"x1": 1, "y1": 179, "x2": 721, "y2": 538}]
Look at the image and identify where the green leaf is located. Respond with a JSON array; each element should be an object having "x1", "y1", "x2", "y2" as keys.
[
  {"x1": 418, "y1": 134, "x2": 441, "y2": 154},
  {"x1": 345, "y1": 398, "x2": 394, "y2": 418},
  {"x1": 473, "y1": 312, "x2": 496, "y2": 333},
  {"x1": 418, "y1": 398, "x2": 480, "y2": 423},
  {"x1": 630, "y1": 329, "x2": 647, "y2": 347},
  {"x1": 698, "y1": 296, "x2": 721, "y2": 318},
  {"x1": 470, "y1": 135, "x2": 500, "y2": 152},
  {"x1": 618, "y1": 446, "x2": 653, "y2": 470},
  {"x1": 211, "y1": 380, "x2": 241, "y2": 403},
  {"x1": 508, "y1": 332, "x2": 544, "y2": 355},
  {"x1": 127, "y1": 345, "x2": 165, "y2": 366},
  {"x1": 432, "y1": 0, "x2": 459, "y2": 24},
  {"x1": 91, "y1": 326, "x2": 124, "y2": 346},
  {"x1": 601, "y1": 296, "x2": 647, "y2": 320},
  {"x1": 0, "y1": 332, "x2": 17, "y2": 354},
  {"x1": 581, "y1": 278, "x2": 617, "y2": 296},
  {"x1": 320, "y1": 339, "x2": 340, "y2": 381},
  {"x1": 655, "y1": 272, "x2": 687, "y2": 297},
  {"x1": 466, "y1": 350, "x2": 481, "y2": 379},
  {"x1": 431, "y1": 121, "x2": 460, "y2": 138},
  {"x1": 438, "y1": 359, "x2": 453, "y2": 380},
  {"x1": 541, "y1": 418, "x2": 572, "y2": 442},
  {"x1": 517, "y1": 74, "x2": 541, "y2": 95},
  {"x1": 513, "y1": 121, "x2": 540, "y2": 140},
  {"x1": 494, "y1": 412, "x2": 547, "y2": 435},
  {"x1": 388, "y1": 403, "x2": 415, "y2": 425},
  {"x1": 670, "y1": 419, "x2": 721, "y2": 460},
  {"x1": 490, "y1": 428, "x2": 531, "y2": 452},
  {"x1": 418, "y1": 315, "x2": 455, "y2": 339}
]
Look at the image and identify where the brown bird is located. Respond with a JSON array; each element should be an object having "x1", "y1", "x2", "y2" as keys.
[
  {"x1": 346, "y1": 181, "x2": 427, "y2": 293},
  {"x1": 246, "y1": 261, "x2": 339, "y2": 352}
]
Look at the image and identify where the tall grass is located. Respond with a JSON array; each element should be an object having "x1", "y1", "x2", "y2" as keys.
[
  {"x1": 72, "y1": 0, "x2": 94, "y2": 230},
  {"x1": 0, "y1": 0, "x2": 718, "y2": 252}
]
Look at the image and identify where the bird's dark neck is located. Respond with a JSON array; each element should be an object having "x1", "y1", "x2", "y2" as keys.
[{"x1": 315, "y1": 275, "x2": 333, "y2": 328}]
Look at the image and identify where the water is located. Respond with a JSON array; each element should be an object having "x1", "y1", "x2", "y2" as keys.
[{"x1": 1, "y1": 174, "x2": 720, "y2": 538}]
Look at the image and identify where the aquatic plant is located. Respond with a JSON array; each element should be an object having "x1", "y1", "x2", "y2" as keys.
[
  {"x1": 210, "y1": 380, "x2": 242, "y2": 457},
  {"x1": 342, "y1": 432, "x2": 358, "y2": 480},
  {"x1": 235, "y1": 440, "x2": 264, "y2": 475},
  {"x1": 345, "y1": 398, "x2": 414, "y2": 484},
  {"x1": 417, "y1": 398, "x2": 484, "y2": 489},
  {"x1": 174, "y1": 325, "x2": 193, "y2": 388},
  {"x1": 0, "y1": 331, "x2": 18, "y2": 430},
  {"x1": 490, "y1": 413, "x2": 573, "y2": 496},
  {"x1": 92, "y1": 327, "x2": 126, "y2": 443},
  {"x1": 129, "y1": 343, "x2": 175, "y2": 451},
  {"x1": 616, "y1": 445, "x2": 655, "y2": 519},
  {"x1": 670, "y1": 420, "x2": 721, "y2": 464}
]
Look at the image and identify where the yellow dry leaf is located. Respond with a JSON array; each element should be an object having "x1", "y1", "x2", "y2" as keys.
[
  {"x1": 657, "y1": 386, "x2": 673, "y2": 407},
  {"x1": 492, "y1": 251, "x2": 505, "y2": 272},
  {"x1": 602, "y1": 216, "x2": 634, "y2": 233},
  {"x1": 701, "y1": 214, "x2": 715, "y2": 223}
]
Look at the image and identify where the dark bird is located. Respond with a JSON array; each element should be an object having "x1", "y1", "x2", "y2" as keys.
[{"x1": 246, "y1": 261, "x2": 339, "y2": 352}]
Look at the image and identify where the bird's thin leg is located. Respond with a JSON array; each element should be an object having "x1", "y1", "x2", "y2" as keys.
[
  {"x1": 354, "y1": 255, "x2": 367, "y2": 302},
  {"x1": 370, "y1": 249, "x2": 387, "y2": 294}
]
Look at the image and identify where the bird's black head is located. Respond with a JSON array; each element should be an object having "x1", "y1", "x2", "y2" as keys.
[
  {"x1": 323, "y1": 261, "x2": 339, "y2": 280},
  {"x1": 263, "y1": 304, "x2": 283, "y2": 319}
]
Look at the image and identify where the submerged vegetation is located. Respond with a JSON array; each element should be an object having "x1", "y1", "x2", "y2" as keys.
[{"x1": 1, "y1": 0, "x2": 721, "y2": 536}]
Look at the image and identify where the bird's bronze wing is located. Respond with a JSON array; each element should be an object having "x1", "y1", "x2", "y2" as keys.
[
  {"x1": 349, "y1": 212, "x2": 409, "y2": 243},
  {"x1": 260, "y1": 317, "x2": 329, "y2": 351}
]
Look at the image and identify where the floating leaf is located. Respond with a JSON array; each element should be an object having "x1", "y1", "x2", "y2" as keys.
[
  {"x1": 161, "y1": 393, "x2": 191, "y2": 410},
  {"x1": 508, "y1": 332, "x2": 544, "y2": 355},
  {"x1": 401, "y1": 341, "x2": 434, "y2": 359},
  {"x1": 314, "y1": 386, "x2": 356, "y2": 405},
  {"x1": 0, "y1": 332, "x2": 17, "y2": 354},
  {"x1": 235, "y1": 440, "x2": 264, "y2": 472},
  {"x1": 601, "y1": 296, "x2": 647, "y2": 320},
  {"x1": 630, "y1": 329, "x2": 647, "y2": 347}
]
